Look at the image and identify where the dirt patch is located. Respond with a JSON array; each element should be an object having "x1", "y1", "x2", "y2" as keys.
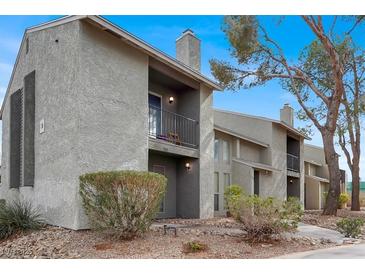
[{"x1": 0, "y1": 218, "x2": 336, "y2": 259}]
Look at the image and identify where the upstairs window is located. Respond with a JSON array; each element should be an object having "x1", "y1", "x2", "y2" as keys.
[
  {"x1": 222, "y1": 140, "x2": 230, "y2": 163},
  {"x1": 214, "y1": 139, "x2": 219, "y2": 161}
]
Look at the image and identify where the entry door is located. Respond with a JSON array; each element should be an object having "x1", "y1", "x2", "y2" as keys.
[
  {"x1": 148, "y1": 93, "x2": 162, "y2": 137},
  {"x1": 153, "y1": 165, "x2": 165, "y2": 213},
  {"x1": 254, "y1": 170, "x2": 260, "y2": 196}
]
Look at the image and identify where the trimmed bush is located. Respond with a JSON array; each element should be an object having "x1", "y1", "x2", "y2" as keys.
[
  {"x1": 0, "y1": 200, "x2": 44, "y2": 240},
  {"x1": 79, "y1": 170, "x2": 167, "y2": 240},
  {"x1": 336, "y1": 218, "x2": 364, "y2": 238},
  {"x1": 226, "y1": 193, "x2": 303, "y2": 243}
]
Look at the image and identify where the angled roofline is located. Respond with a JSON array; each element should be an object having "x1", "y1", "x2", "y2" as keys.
[
  {"x1": 214, "y1": 108, "x2": 311, "y2": 140},
  {"x1": 304, "y1": 143, "x2": 324, "y2": 150},
  {"x1": 0, "y1": 15, "x2": 222, "y2": 119},
  {"x1": 214, "y1": 125, "x2": 269, "y2": 148},
  {"x1": 232, "y1": 158, "x2": 282, "y2": 173},
  {"x1": 27, "y1": 15, "x2": 221, "y2": 90},
  {"x1": 305, "y1": 174, "x2": 329, "y2": 183},
  {"x1": 86, "y1": 16, "x2": 221, "y2": 90},
  {"x1": 304, "y1": 159, "x2": 323, "y2": 166}
]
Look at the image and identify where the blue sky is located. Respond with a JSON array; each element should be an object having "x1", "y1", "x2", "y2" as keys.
[{"x1": 0, "y1": 15, "x2": 363, "y2": 179}]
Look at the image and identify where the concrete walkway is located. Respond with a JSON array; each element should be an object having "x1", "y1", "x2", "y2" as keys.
[
  {"x1": 276, "y1": 243, "x2": 365, "y2": 258},
  {"x1": 286, "y1": 223, "x2": 345, "y2": 244}
]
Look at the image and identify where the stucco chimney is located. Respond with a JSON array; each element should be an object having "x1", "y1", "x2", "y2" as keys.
[
  {"x1": 280, "y1": 103, "x2": 294, "y2": 127},
  {"x1": 176, "y1": 29, "x2": 201, "y2": 71}
]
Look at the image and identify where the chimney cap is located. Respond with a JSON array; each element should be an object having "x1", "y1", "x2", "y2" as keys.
[
  {"x1": 176, "y1": 28, "x2": 200, "y2": 41},
  {"x1": 183, "y1": 28, "x2": 195, "y2": 35},
  {"x1": 283, "y1": 103, "x2": 292, "y2": 108}
]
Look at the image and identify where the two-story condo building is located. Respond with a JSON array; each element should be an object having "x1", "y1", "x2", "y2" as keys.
[
  {"x1": 0, "y1": 16, "x2": 221, "y2": 229},
  {"x1": 1, "y1": 16, "x2": 343, "y2": 230},
  {"x1": 304, "y1": 144, "x2": 347, "y2": 209},
  {"x1": 212, "y1": 105, "x2": 309, "y2": 214}
]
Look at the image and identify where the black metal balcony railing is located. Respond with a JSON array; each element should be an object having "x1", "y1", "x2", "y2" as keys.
[
  {"x1": 287, "y1": 153, "x2": 300, "y2": 172},
  {"x1": 148, "y1": 105, "x2": 198, "y2": 148}
]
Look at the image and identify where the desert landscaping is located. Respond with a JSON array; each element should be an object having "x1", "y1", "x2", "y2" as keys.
[{"x1": 1, "y1": 210, "x2": 364, "y2": 259}]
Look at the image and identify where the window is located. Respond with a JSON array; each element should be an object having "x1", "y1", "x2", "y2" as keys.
[
  {"x1": 222, "y1": 140, "x2": 230, "y2": 163},
  {"x1": 214, "y1": 172, "x2": 219, "y2": 211},
  {"x1": 214, "y1": 139, "x2": 219, "y2": 161},
  {"x1": 224, "y1": 173, "x2": 230, "y2": 188}
]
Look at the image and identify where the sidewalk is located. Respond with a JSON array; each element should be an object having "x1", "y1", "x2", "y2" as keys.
[
  {"x1": 275, "y1": 243, "x2": 365, "y2": 258},
  {"x1": 285, "y1": 223, "x2": 345, "y2": 244}
]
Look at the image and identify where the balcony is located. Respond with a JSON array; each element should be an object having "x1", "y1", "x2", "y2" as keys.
[
  {"x1": 287, "y1": 153, "x2": 300, "y2": 172},
  {"x1": 148, "y1": 105, "x2": 198, "y2": 149}
]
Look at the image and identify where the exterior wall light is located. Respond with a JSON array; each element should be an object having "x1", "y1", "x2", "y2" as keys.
[
  {"x1": 185, "y1": 162, "x2": 191, "y2": 170},
  {"x1": 169, "y1": 96, "x2": 174, "y2": 104}
]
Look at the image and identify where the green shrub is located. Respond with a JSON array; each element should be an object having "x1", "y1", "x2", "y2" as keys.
[
  {"x1": 338, "y1": 193, "x2": 350, "y2": 208},
  {"x1": 336, "y1": 218, "x2": 364, "y2": 238},
  {"x1": 0, "y1": 200, "x2": 44, "y2": 240},
  {"x1": 230, "y1": 194, "x2": 303, "y2": 243},
  {"x1": 224, "y1": 184, "x2": 244, "y2": 219},
  {"x1": 182, "y1": 241, "x2": 207, "y2": 253},
  {"x1": 281, "y1": 197, "x2": 303, "y2": 229},
  {"x1": 79, "y1": 170, "x2": 167, "y2": 240}
]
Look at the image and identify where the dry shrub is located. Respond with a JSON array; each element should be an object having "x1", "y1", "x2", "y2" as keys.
[
  {"x1": 225, "y1": 185, "x2": 303, "y2": 243},
  {"x1": 79, "y1": 170, "x2": 167, "y2": 240}
]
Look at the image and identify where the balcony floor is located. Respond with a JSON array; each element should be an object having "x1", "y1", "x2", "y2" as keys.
[{"x1": 148, "y1": 137, "x2": 199, "y2": 158}]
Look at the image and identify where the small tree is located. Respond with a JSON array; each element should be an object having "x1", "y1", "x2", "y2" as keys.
[{"x1": 210, "y1": 16, "x2": 365, "y2": 215}]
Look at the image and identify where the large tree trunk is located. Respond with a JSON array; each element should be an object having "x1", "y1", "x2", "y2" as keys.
[
  {"x1": 351, "y1": 157, "x2": 361, "y2": 211},
  {"x1": 322, "y1": 131, "x2": 341, "y2": 215}
]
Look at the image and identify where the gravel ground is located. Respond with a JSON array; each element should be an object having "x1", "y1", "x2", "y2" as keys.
[
  {"x1": 302, "y1": 209, "x2": 365, "y2": 239},
  {"x1": 0, "y1": 217, "x2": 337, "y2": 259}
]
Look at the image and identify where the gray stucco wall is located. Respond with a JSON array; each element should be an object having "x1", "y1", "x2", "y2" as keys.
[
  {"x1": 199, "y1": 84, "x2": 214, "y2": 218},
  {"x1": 0, "y1": 20, "x2": 151, "y2": 229},
  {"x1": 0, "y1": 21, "x2": 84, "y2": 229},
  {"x1": 214, "y1": 110, "x2": 272, "y2": 145},
  {"x1": 232, "y1": 160, "x2": 253, "y2": 194},
  {"x1": 239, "y1": 140, "x2": 262, "y2": 163},
  {"x1": 263, "y1": 124, "x2": 287, "y2": 200},
  {"x1": 305, "y1": 178, "x2": 320, "y2": 209},
  {"x1": 75, "y1": 22, "x2": 149, "y2": 228}
]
